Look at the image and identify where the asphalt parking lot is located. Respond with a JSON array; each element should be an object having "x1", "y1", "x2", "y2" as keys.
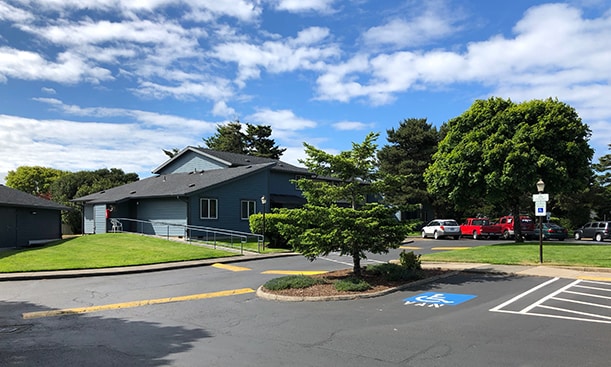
[{"x1": 1, "y1": 252, "x2": 609, "y2": 366}]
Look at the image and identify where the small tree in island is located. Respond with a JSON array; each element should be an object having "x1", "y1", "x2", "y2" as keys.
[{"x1": 277, "y1": 132, "x2": 409, "y2": 277}]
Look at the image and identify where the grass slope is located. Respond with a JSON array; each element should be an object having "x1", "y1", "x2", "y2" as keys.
[
  {"x1": 0, "y1": 233, "x2": 237, "y2": 273},
  {"x1": 422, "y1": 242, "x2": 611, "y2": 268}
]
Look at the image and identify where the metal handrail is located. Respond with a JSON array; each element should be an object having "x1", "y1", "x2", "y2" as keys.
[{"x1": 111, "y1": 217, "x2": 264, "y2": 254}]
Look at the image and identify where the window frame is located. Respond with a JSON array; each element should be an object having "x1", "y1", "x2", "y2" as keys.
[
  {"x1": 241, "y1": 200, "x2": 257, "y2": 220},
  {"x1": 200, "y1": 198, "x2": 218, "y2": 219}
]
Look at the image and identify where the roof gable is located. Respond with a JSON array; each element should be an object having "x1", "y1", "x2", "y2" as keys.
[
  {"x1": 152, "y1": 147, "x2": 310, "y2": 176},
  {"x1": 74, "y1": 162, "x2": 274, "y2": 204},
  {"x1": 0, "y1": 185, "x2": 70, "y2": 210}
]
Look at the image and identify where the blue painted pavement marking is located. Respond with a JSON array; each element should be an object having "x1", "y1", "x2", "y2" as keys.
[{"x1": 404, "y1": 292, "x2": 477, "y2": 308}]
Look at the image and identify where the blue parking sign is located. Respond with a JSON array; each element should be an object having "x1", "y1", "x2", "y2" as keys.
[{"x1": 404, "y1": 292, "x2": 476, "y2": 306}]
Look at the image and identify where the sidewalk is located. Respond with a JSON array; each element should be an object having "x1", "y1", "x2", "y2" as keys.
[
  {"x1": 1, "y1": 252, "x2": 610, "y2": 282},
  {"x1": 422, "y1": 262, "x2": 611, "y2": 281}
]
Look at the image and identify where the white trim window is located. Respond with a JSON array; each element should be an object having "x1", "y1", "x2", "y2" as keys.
[
  {"x1": 200, "y1": 198, "x2": 218, "y2": 219},
  {"x1": 241, "y1": 200, "x2": 256, "y2": 220}
]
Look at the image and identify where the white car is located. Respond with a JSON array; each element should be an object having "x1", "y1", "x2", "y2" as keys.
[{"x1": 422, "y1": 219, "x2": 461, "y2": 240}]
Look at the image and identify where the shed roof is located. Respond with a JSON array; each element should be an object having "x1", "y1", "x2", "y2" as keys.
[
  {"x1": 0, "y1": 185, "x2": 70, "y2": 210},
  {"x1": 74, "y1": 162, "x2": 274, "y2": 204}
]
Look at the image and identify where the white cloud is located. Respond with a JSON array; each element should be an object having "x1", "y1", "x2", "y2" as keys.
[
  {"x1": 0, "y1": 48, "x2": 112, "y2": 84},
  {"x1": 333, "y1": 121, "x2": 373, "y2": 131},
  {"x1": 363, "y1": 6, "x2": 460, "y2": 49},
  {"x1": 211, "y1": 27, "x2": 339, "y2": 86},
  {"x1": 248, "y1": 108, "x2": 317, "y2": 131},
  {"x1": 272, "y1": 0, "x2": 336, "y2": 14}
]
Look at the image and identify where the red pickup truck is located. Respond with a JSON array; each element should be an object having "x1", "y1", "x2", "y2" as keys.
[
  {"x1": 497, "y1": 215, "x2": 535, "y2": 240},
  {"x1": 460, "y1": 218, "x2": 502, "y2": 240}
]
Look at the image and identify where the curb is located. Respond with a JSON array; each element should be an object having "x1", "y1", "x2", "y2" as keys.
[
  {"x1": 255, "y1": 270, "x2": 460, "y2": 302},
  {"x1": 0, "y1": 252, "x2": 300, "y2": 282}
]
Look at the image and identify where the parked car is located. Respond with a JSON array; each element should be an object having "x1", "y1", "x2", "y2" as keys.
[
  {"x1": 421, "y1": 219, "x2": 461, "y2": 240},
  {"x1": 573, "y1": 221, "x2": 611, "y2": 242},
  {"x1": 533, "y1": 222, "x2": 568, "y2": 241},
  {"x1": 460, "y1": 217, "x2": 502, "y2": 240},
  {"x1": 497, "y1": 215, "x2": 535, "y2": 240}
]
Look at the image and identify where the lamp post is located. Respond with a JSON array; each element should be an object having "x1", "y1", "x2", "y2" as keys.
[
  {"x1": 261, "y1": 196, "x2": 267, "y2": 251},
  {"x1": 535, "y1": 179, "x2": 546, "y2": 263}
]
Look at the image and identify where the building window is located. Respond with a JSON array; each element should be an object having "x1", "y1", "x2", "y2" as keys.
[
  {"x1": 200, "y1": 198, "x2": 218, "y2": 219},
  {"x1": 241, "y1": 200, "x2": 256, "y2": 220}
]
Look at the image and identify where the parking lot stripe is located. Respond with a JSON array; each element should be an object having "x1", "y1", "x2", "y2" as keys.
[
  {"x1": 261, "y1": 270, "x2": 328, "y2": 275},
  {"x1": 578, "y1": 276, "x2": 611, "y2": 282},
  {"x1": 490, "y1": 277, "x2": 559, "y2": 312},
  {"x1": 431, "y1": 247, "x2": 471, "y2": 251},
  {"x1": 22, "y1": 288, "x2": 255, "y2": 319},
  {"x1": 212, "y1": 263, "x2": 251, "y2": 272},
  {"x1": 400, "y1": 246, "x2": 421, "y2": 250}
]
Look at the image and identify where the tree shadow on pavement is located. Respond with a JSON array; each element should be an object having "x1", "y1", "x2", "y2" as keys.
[{"x1": 0, "y1": 300, "x2": 210, "y2": 367}]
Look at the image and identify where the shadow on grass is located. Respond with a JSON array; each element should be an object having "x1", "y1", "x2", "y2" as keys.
[{"x1": 0, "y1": 299, "x2": 210, "y2": 366}]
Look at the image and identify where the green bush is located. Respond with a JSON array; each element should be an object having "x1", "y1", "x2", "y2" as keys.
[
  {"x1": 249, "y1": 212, "x2": 291, "y2": 248},
  {"x1": 263, "y1": 275, "x2": 324, "y2": 291},
  {"x1": 399, "y1": 250, "x2": 422, "y2": 270},
  {"x1": 366, "y1": 263, "x2": 422, "y2": 281},
  {"x1": 334, "y1": 277, "x2": 371, "y2": 292}
]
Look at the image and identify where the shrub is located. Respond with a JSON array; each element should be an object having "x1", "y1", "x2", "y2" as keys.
[
  {"x1": 399, "y1": 250, "x2": 422, "y2": 271},
  {"x1": 334, "y1": 277, "x2": 371, "y2": 292},
  {"x1": 263, "y1": 275, "x2": 324, "y2": 291},
  {"x1": 249, "y1": 212, "x2": 291, "y2": 248},
  {"x1": 366, "y1": 263, "x2": 421, "y2": 281}
]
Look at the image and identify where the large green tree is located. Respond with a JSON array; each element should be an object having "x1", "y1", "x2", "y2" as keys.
[
  {"x1": 165, "y1": 120, "x2": 285, "y2": 159},
  {"x1": 277, "y1": 133, "x2": 409, "y2": 276},
  {"x1": 592, "y1": 143, "x2": 611, "y2": 220},
  {"x1": 244, "y1": 124, "x2": 286, "y2": 159},
  {"x1": 378, "y1": 118, "x2": 440, "y2": 212},
  {"x1": 424, "y1": 97, "x2": 593, "y2": 240},
  {"x1": 6, "y1": 166, "x2": 67, "y2": 198},
  {"x1": 202, "y1": 121, "x2": 247, "y2": 154}
]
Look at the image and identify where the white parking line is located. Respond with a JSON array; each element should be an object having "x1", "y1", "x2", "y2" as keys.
[{"x1": 491, "y1": 278, "x2": 611, "y2": 324}]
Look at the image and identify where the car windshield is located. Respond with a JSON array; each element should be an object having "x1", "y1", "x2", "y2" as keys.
[{"x1": 443, "y1": 220, "x2": 458, "y2": 226}]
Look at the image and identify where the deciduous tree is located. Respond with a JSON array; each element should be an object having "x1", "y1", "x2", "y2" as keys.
[
  {"x1": 6, "y1": 166, "x2": 66, "y2": 198},
  {"x1": 424, "y1": 97, "x2": 593, "y2": 241}
]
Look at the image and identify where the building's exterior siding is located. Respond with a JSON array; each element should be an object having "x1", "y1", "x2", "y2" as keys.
[
  {"x1": 94, "y1": 204, "x2": 107, "y2": 234},
  {"x1": 136, "y1": 198, "x2": 187, "y2": 236},
  {"x1": 0, "y1": 207, "x2": 17, "y2": 247},
  {"x1": 188, "y1": 170, "x2": 269, "y2": 234},
  {"x1": 158, "y1": 151, "x2": 227, "y2": 174},
  {"x1": 84, "y1": 205, "x2": 94, "y2": 234},
  {"x1": 15, "y1": 208, "x2": 62, "y2": 245},
  {"x1": 0, "y1": 206, "x2": 62, "y2": 248}
]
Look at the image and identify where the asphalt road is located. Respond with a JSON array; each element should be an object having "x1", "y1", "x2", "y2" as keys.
[{"x1": 1, "y1": 242, "x2": 609, "y2": 366}]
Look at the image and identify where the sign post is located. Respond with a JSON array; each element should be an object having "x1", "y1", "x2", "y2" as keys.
[{"x1": 533, "y1": 181, "x2": 548, "y2": 263}]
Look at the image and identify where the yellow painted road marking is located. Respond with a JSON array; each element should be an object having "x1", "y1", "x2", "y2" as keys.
[
  {"x1": 431, "y1": 247, "x2": 471, "y2": 251},
  {"x1": 400, "y1": 246, "x2": 421, "y2": 250},
  {"x1": 262, "y1": 270, "x2": 328, "y2": 275},
  {"x1": 212, "y1": 263, "x2": 251, "y2": 272},
  {"x1": 578, "y1": 276, "x2": 611, "y2": 282},
  {"x1": 22, "y1": 288, "x2": 255, "y2": 320}
]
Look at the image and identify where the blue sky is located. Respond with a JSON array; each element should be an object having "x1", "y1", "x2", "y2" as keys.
[{"x1": 1, "y1": 0, "x2": 610, "y2": 183}]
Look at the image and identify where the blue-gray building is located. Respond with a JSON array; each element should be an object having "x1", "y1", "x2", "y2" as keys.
[
  {"x1": 0, "y1": 185, "x2": 70, "y2": 248},
  {"x1": 73, "y1": 147, "x2": 311, "y2": 236}
]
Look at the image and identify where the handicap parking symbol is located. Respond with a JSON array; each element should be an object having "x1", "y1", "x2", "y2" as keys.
[{"x1": 404, "y1": 292, "x2": 476, "y2": 308}]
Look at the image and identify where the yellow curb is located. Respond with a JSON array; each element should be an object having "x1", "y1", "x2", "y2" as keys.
[
  {"x1": 212, "y1": 263, "x2": 251, "y2": 272},
  {"x1": 23, "y1": 288, "x2": 255, "y2": 319},
  {"x1": 261, "y1": 270, "x2": 329, "y2": 275}
]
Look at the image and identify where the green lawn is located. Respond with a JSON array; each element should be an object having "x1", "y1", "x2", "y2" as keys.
[
  {"x1": 421, "y1": 241, "x2": 611, "y2": 268},
  {"x1": 0, "y1": 233, "x2": 239, "y2": 273}
]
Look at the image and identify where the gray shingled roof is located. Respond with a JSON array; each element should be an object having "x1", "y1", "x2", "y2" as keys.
[
  {"x1": 152, "y1": 146, "x2": 311, "y2": 175},
  {"x1": 74, "y1": 162, "x2": 274, "y2": 204},
  {"x1": 0, "y1": 185, "x2": 70, "y2": 210}
]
